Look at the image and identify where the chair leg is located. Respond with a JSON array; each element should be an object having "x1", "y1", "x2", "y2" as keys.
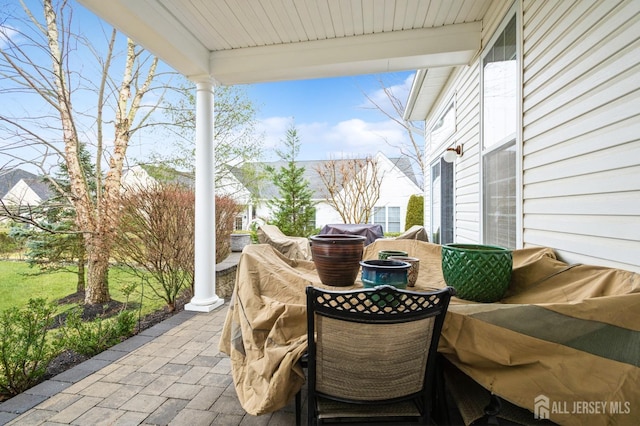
[
  {"x1": 433, "y1": 354, "x2": 451, "y2": 425},
  {"x1": 483, "y1": 394, "x2": 502, "y2": 425}
]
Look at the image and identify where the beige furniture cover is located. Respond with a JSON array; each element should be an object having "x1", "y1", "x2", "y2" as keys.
[
  {"x1": 395, "y1": 225, "x2": 429, "y2": 241},
  {"x1": 219, "y1": 240, "x2": 639, "y2": 425},
  {"x1": 256, "y1": 224, "x2": 311, "y2": 260}
]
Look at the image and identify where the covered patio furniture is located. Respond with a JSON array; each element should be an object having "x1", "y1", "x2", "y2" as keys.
[
  {"x1": 219, "y1": 239, "x2": 639, "y2": 426},
  {"x1": 395, "y1": 225, "x2": 429, "y2": 241},
  {"x1": 256, "y1": 224, "x2": 311, "y2": 260},
  {"x1": 301, "y1": 284, "x2": 454, "y2": 425},
  {"x1": 319, "y1": 223, "x2": 383, "y2": 246}
]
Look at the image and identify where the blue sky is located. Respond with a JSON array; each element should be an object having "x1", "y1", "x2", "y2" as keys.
[
  {"x1": 1, "y1": 0, "x2": 421, "y2": 171},
  {"x1": 244, "y1": 73, "x2": 418, "y2": 162}
]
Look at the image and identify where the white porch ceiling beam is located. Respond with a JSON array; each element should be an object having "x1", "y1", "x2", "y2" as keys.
[
  {"x1": 210, "y1": 22, "x2": 481, "y2": 85},
  {"x1": 78, "y1": 0, "x2": 211, "y2": 77}
]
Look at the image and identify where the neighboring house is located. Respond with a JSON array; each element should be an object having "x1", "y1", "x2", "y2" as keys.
[
  {"x1": 0, "y1": 169, "x2": 52, "y2": 207},
  {"x1": 2, "y1": 165, "x2": 174, "y2": 208},
  {"x1": 227, "y1": 152, "x2": 422, "y2": 233},
  {"x1": 404, "y1": 0, "x2": 640, "y2": 272},
  {"x1": 121, "y1": 165, "x2": 159, "y2": 193}
]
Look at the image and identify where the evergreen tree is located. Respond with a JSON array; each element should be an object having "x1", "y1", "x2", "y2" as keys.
[
  {"x1": 266, "y1": 124, "x2": 316, "y2": 237},
  {"x1": 12, "y1": 145, "x2": 96, "y2": 292},
  {"x1": 405, "y1": 194, "x2": 424, "y2": 230}
]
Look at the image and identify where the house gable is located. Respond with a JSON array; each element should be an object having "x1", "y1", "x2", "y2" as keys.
[{"x1": 2, "y1": 179, "x2": 48, "y2": 206}]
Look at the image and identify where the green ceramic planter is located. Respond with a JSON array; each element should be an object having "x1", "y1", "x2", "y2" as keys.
[{"x1": 441, "y1": 244, "x2": 513, "y2": 303}]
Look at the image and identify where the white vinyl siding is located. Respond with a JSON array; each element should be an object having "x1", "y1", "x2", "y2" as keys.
[
  {"x1": 425, "y1": 0, "x2": 513, "y2": 244},
  {"x1": 521, "y1": 0, "x2": 640, "y2": 272},
  {"x1": 420, "y1": 0, "x2": 639, "y2": 272}
]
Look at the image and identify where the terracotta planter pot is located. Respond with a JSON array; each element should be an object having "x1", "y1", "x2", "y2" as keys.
[{"x1": 310, "y1": 234, "x2": 366, "y2": 287}]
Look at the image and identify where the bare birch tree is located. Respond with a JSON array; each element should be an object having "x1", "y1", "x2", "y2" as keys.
[
  {"x1": 0, "y1": 0, "x2": 171, "y2": 304},
  {"x1": 315, "y1": 156, "x2": 382, "y2": 224},
  {"x1": 361, "y1": 76, "x2": 425, "y2": 180}
]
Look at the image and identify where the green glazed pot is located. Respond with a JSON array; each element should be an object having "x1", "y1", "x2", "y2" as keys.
[
  {"x1": 360, "y1": 259, "x2": 410, "y2": 289},
  {"x1": 441, "y1": 244, "x2": 513, "y2": 303}
]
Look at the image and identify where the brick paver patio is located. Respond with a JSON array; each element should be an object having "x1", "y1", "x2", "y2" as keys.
[{"x1": 0, "y1": 305, "x2": 299, "y2": 426}]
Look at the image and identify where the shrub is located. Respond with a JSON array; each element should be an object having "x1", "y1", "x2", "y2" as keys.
[
  {"x1": 116, "y1": 184, "x2": 195, "y2": 311},
  {"x1": 215, "y1": 195, "x2": 241, "y2": 263},
  {"x1": 405, "y1": 194, "x2": 424, "y2": 230},
  {"x1": 0, "y1": 298, "x2": 56, "y2": 397},
  {"x1": 0, "y1": 230, "x2": 22, "y2": 258},
  {"x1": 56, "y1": 308, "x2": 136, "y2": 357}
]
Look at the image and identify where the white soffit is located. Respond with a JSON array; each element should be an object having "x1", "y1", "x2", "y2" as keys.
[
  {"x1": 77, "y1": 0, "x2": 487, "y2": 85},
  {"x1": 209, "y1": 23, "x2": 480, "y2": 84},
  {"x1": 404, "y1": 67, "x2": 455, "y2": 121}
]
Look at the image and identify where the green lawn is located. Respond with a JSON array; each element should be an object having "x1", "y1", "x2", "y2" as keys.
[{"x1": 0, "y1": 261, "x2": 169, "y2": 316}]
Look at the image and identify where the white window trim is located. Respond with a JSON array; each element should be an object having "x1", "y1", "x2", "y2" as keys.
[
  {"x1": 479, "y1": 2, "x2": 523, "y2": 248},
  {"x1": 372, "y1": 205, "x2": 401, "y2": 233},
  {"x1": 427, "y1": 96, "x2": 457, "y2": 243}
]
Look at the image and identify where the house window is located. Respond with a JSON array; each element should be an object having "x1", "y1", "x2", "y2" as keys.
[
  {"x1": 483, "y1": 145, "x2": 516, "y2": 247},
  {"x1": 481, "y1": 13, "x2": 517, "y2": 248},
  {"x1": 430, "y1": 102, "x2": 455, "y2": 147},
  {"x1": 430, "y1": 159, "x2": 454, "y2": 244},
  {"x1": 428, "y1": 98, "x2": 456, "y2": 245},
  {"x1": 234, "y1": 216, "x2": 243, "y2": 231},
  {"x1": 387, "y1": 207, "x2": 401, "y2": 233},
  {"x1": 373, "y1": 206, "x2": 401, "y2": 233}
]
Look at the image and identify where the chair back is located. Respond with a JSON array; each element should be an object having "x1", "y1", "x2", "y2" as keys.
[{"x1": 306, "y1": 285, "x2": 454, "y2": 406}]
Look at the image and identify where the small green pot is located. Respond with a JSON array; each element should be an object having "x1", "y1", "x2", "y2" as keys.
[
  {"x1": 441, "y1": 244, "x2": 513, "y2": 302},
  {"x1": 378, "y1": 250, "x2": 408, "y2": 260}
]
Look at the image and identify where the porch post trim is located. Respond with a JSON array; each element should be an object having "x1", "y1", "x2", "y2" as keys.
[{"x1": 185, "y1": 77, "x2": 224, "y2": 312}]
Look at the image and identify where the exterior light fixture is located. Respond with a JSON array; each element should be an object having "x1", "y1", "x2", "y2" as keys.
[{"x1": 443, "y1": 145, "x2": 463, "y2": 163}]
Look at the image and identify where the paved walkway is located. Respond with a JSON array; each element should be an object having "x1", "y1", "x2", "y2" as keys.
[{"x1": 0, "y1": 300, "x2": 298, "y2": 425}]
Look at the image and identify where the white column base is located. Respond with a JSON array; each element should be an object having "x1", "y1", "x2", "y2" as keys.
[{"x1": 185, "y1": 296, "x2": 225, "y2": 312}]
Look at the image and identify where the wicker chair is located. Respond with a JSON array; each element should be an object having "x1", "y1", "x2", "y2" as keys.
[{"x1": 298, "y1": 285, "x2": 455, "y2": 425}]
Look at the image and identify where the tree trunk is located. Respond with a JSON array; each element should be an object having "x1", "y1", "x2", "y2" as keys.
[
  {"x1": 84, "y1": 234, "x2": 111, "y2": 304},
  {"x1": 85, "y1": 249, "x2": 110, "y2": 304},
  {"x1": 76, "y1": 258, "x2": 85, "y2": 293}
]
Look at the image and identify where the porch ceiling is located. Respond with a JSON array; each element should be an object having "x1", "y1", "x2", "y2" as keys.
[{"x1": 77, "y1": 0, "x2": 489, "y2": 88}]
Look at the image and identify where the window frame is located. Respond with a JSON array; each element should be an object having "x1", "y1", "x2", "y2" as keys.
[
  {"x1": 479, "y1": 4, "x2": 523, "y2": 249},
  {"x1": 372, "y1": 206, "x2": 401, "y2": 233},
  {"x1": 427, "y1": 97, "x2": 457, "y2": 244}
]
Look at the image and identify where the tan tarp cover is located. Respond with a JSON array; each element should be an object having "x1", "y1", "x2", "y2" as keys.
[
  {"x1": 256, "y1": 224, "x2": 311, "y2": 260},
  {"x1": 395, "y1": 225, "x2": 430, "y2": 241},
  {"x1": 219, "y1": 240, "x2": 640, "y2": 425}
]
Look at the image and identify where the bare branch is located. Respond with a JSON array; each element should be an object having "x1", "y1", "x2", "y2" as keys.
[
  {"x1": 315, "y1": 156, "x2": 383, "y2": 223},
  {"x1": 360, "y1": 76, "x2": 425, "y2": 182}
]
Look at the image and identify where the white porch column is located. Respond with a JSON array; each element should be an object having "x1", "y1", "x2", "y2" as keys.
[{"x1": 185, "y1": 78, "x2": 224, "y2": 312}]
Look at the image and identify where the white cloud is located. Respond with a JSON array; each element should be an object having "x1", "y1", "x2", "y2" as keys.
[
  {"x1": 258, "y1": 116, "x2": 410, "y2": 161},
  {"x1": 358, "y1": 74, "x2": 414, "y2": 112},
  {"x1": 256, "y1": 73, "x2": 418, "y2": 162},
  {"x1": 0, "y1": 25, "x2": 19, "y2": 49},
  {"x1": 255, "y1": 116, "x2": 295, "y2": 151}
]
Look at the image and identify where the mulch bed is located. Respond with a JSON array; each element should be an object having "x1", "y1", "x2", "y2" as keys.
[{"x1": 43, "y1": 291, "x2": 190, "y2": 380}]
